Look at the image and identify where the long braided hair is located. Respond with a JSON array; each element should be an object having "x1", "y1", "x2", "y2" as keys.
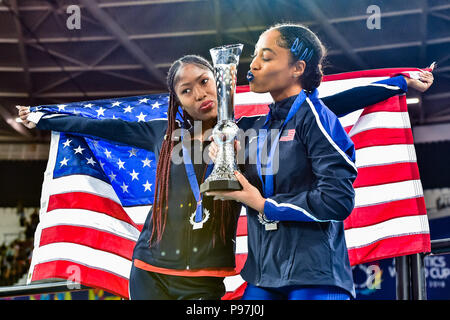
[{"x1": 149, "y1": 55, "x2": 235, "y2": 246}]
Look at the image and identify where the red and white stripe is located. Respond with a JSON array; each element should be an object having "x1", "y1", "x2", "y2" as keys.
[
  {"x1": 28, "y1": 132, "x2": 142, "y2": 298},
  {"x1": 28, "y1": 68, "x2": 430, "y2": 300}
]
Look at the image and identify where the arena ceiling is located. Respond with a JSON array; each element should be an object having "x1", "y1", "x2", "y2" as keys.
[{"x1": 0, "y1": 0, "x2": 449, "y2": 145}]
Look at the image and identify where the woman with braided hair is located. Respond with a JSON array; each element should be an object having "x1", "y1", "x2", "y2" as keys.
[
  {"x1": 19, "y1": 55, "x2": 242, "y2": 300},
  {"x1": 18, "y1": 36, "x2": 432, "y2": 299}
]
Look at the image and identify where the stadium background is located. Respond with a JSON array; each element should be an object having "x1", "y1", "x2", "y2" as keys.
[{"x1": 0, "y1": 0, "x2": 449, "y2": 300}]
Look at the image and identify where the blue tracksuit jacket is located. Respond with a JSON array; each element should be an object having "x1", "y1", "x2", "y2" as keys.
[{"x1": 235, "y1": 76, "x2": 407, "y2": 297}]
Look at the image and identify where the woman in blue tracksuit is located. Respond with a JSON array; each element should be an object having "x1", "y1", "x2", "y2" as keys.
[
  {"x1": 19, "y1": 51, "x2": 432, "y2": 299},
  {"x1": 207, "y1": 23, "x2": 434, "y2": 300}
]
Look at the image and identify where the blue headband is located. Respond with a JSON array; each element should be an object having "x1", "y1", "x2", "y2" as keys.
[{"x1": 290, "y1": 38, "x2": 314, "y2": 62}]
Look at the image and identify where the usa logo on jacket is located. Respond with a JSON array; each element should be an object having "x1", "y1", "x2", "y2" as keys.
[{"x1": 279, "y1": 128, "x2": 296, "y2": 141}]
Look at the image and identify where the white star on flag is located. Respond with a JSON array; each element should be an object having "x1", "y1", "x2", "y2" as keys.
[
  {"x1": 96, "y1": 107, "x2": 106, "y2": 117},
  {"x1": 86, "y1": 157, "x2": 96, "y2": 166},
  {"x1": 141, "y1": 158, "x2": 152, "y2": 167},
  {"x1": 104, "y1": 149, "x2": 112, "y2": 158},
  {"x1": 151, "y1": 101, "x2": 161, "y2": 109},
  {"x1": 139, "y1": 98, "x2": 149, "y2": 104},
  {"x1": 123, "y1": 106, "x2": 133, "y2": 113},
  {"x1": 73, "y1": 146, "x2": 85, "y2": 154},
  {"x1": 117, "y1": 159, "x2": 125, "y2": 170},
  {"x1": 108, "y1": 172, "x2": 117, "y2": 182},
  {"x1": 62, "y1": 139, "x2": 72, "y2": 148},
  {"x1": 136, "y1": 112, "x2": 147, "y2": 122},
  {"x1": 59, "y1": 157, "x2": 69, "y2": 167},
  {"x1": 128, "y1": 148, "x2": 138, "y2": 157},
  {"x1": 143, "y1": 180, "x2": 152, "y2": 192},
  {"x1": 112, "y1": 101, "x2": 121, "y2": 107},
  {"x1": 58, "y1": 105, "x2": 67, "y2": 111},
  {"x1": 120, "y1": 182, "x2": 129, "y2": 193},
  {"x1": 130, "y1": 169, "x2": 139, "y2": 181}
]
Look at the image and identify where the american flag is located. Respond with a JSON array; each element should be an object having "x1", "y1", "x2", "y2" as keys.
[
  {"x1": 27, "y1": 68, "x2": 430, "y2": 300},
  {"x1": 27, "y1": 96, "x2": 169, "y2": 298},
  {"x1": 279, "y1": 129, "x2": 296, "y2": 142}
]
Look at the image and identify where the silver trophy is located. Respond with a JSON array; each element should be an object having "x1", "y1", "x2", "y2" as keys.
[{"x1": 200, "y1": 43, "x2": 243, "y2": 193}]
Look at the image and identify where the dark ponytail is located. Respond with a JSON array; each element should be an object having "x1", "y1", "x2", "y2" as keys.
[{"x1": 268, "y1": 23, "x2": 326, "y2": 92}]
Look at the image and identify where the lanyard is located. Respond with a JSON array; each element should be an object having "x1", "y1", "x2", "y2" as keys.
[
  {"x1": 181, "y1": 136, "x2": 214, "y2": 224},
  {"x1": 256, "y1": 90, "x2": 307, "y2": 198}
]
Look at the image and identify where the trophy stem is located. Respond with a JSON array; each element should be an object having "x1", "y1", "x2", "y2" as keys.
[
  {"x1": 200, "y1": 134, "x2": 242, "y2": 193},
  {"x1": 200, "y1": 44, "x2": 243, "y2": 193}
]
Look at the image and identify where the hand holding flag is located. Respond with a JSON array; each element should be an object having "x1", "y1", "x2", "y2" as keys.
[{"x1": 17, "y1": 106, "x2": 36, "y2": 129}]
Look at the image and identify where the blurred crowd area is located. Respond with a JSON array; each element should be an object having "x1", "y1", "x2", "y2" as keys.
[{"x1": 0, "y1": 205, "x2": 39, "y2": 286}]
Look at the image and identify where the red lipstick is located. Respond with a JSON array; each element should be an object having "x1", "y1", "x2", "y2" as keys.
[{"x1": 200, "y1": 100, "x2": 214, "y2": 111}]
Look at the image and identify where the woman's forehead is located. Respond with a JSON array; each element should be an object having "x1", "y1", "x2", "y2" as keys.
[
  {"x1": 174, "y1": 63, "x2": 212, "y2": 87},
  {"x1": 255, "y1": 29, "x2": 281, "y2": 50}
]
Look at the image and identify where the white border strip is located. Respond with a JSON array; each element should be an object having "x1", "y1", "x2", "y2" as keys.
[
  {"x1": 344, "y1": 215, "x2": 429, "y2": 249},
  {"x1": 31, "y1": 242, "x2": 132, "y2": 279},
  {"x1": 46, "y1": 174, "x2": 121, "y2": 205},
  {"x1": 224, "y1": 274, "x2": 245, "y2": 292},
  {"x1": 349, "y1": 111, "x2": 411, "y2": 137},
  {"x1": 338, "y1": 109, "x2": 364, "y2": 129},
  {"x1": 39, "y1": 208, "x2": 141, "y2": 241},
  {"x1": 235, "y1": 91, "x2": 273, "y2": 106},
  {"x1": 29, "y1": 131, "x2": 60, "y2": 284},
  {"x1": 367, "y1": 83, "x2": 401, "y2": 91},
  {"x1": 355, "y1": 179, "x2": 423, "y2": 208},
  {"x1": 355, "y1": 144, "x2": 417, "y2": 168},
  {"x1": 123, "y1": 206, "x2": 151, "y2": 225},
  {"x1": 46, "y1": 174, "x2": 151, "y2": 225},
  {"x1": 234, "y1": 76, "x2": 390, "y2": 106},
  {"x1": 236, "y1": 235, "x2": 248, "y2": 255},
  {"x1": 318, "y1": 76, "x2": 389, "y2": 97},
  {"x1": 265, "y1": 198, "x2": 321, "y2": 222}
]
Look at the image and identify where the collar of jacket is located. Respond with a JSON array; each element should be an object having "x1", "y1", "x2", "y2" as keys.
[{"x1": 268, "y1": 94, "x2": 299, "y2": 121}]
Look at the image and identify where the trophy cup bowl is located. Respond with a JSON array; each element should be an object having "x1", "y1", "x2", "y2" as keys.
[{"x1": 199, "y1": 43, "x2": 244, "y2": 193}]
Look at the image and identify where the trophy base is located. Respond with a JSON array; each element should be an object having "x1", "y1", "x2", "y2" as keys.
[{"x1": 200, "y1": 179, "x2": 242, "y2": 193}]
